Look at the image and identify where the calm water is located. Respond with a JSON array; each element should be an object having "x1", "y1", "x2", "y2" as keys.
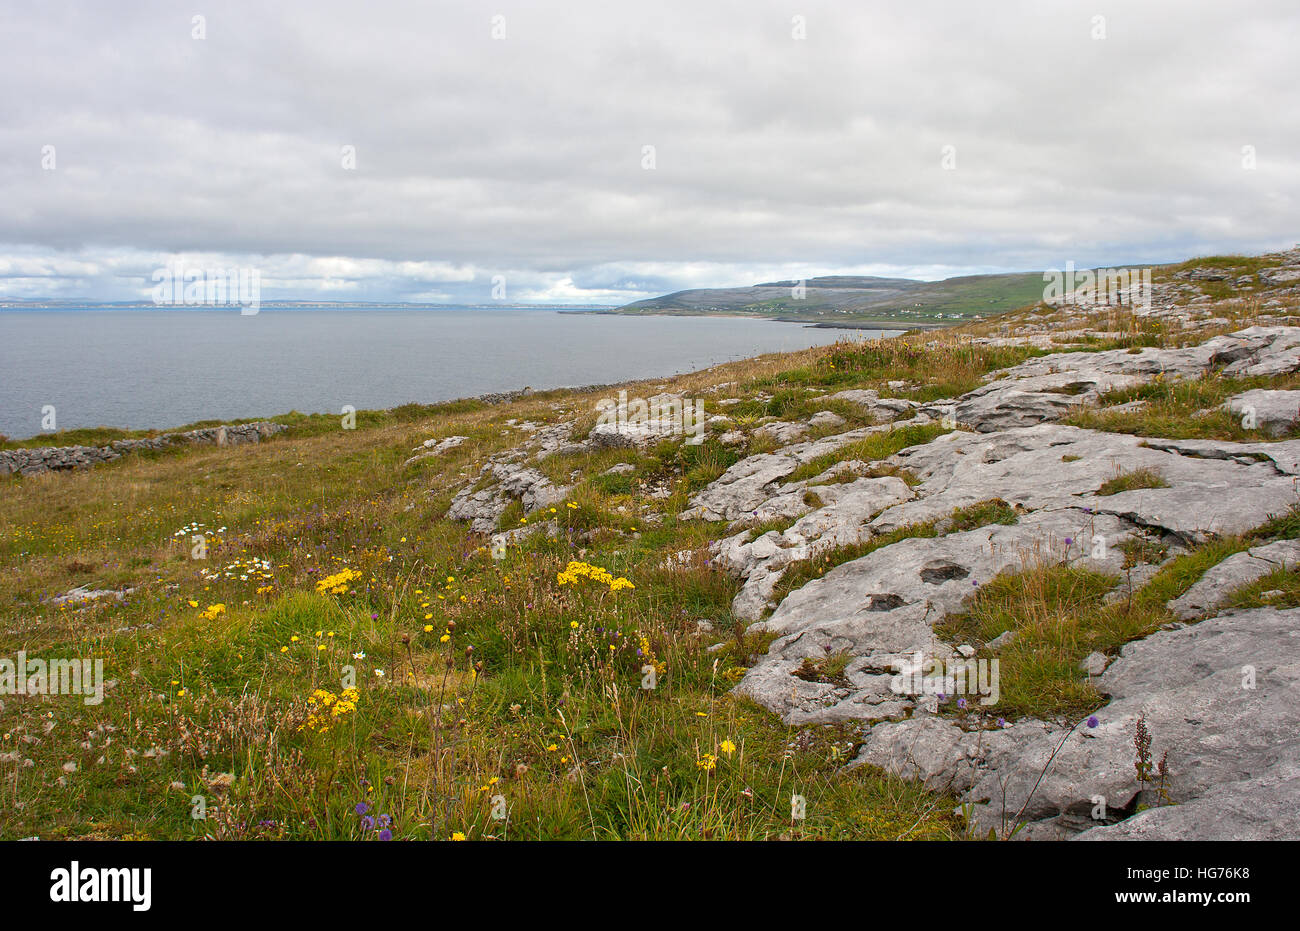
[{"x1": 0, "y1": 308, "x2": 896, "y2": 439}]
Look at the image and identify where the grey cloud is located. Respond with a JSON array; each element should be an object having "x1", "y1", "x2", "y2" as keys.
[{"x1": 1, "y1": 0, "x2": 1296, "y2": 303}]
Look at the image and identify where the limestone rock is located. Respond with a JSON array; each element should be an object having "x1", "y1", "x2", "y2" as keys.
[
  {"x1": 735, "y1": 508, "x2": 1134, "y2": 725},
  {"x1": 807, "y1": 411, "x2": 847, "y2": 431},
  {"x1": 404, "y1": 435, "x2": 468, "y2": 466},
  {"x1": 0, "y1": 422, "x2": 287, "y2": 477},
  {"x1": 877, "y1": 424, "x2": 1300, "y2": 544},
  {"x1": 681, "y1": 416, "x2": 934, "y2": 522},
  {"x1": 1081, "y1": 651, "x2": 1109, "y2": 676},
  {"x1": 1223, "y1": 389, "x2": 1300, "y2": 437},
  {"x1": 446, "y1": 463, "x2": 570, "y2": 534},
  {"x1": 826, "y1": 389, "x2": 919, "y2": 423},
  {"x1": 854, "y1": 607, "x2": 1300, "y2": 840},
  {"x1": 1167, "y1": 539, "x2": 1300, "y2": 619},
  {"x1": 952, "y1": 327, "x2": 1300, "y2": 433},
  {"x1": 714, "y1": 476, "x2": 915, "y2": 620},
  {"x1": 755, "y1": 421, "x2": 809, "y2": 445}
]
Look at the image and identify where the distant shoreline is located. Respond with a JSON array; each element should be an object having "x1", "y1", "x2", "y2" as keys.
[{"x1": 558, "y1": 307, "x2": 949, "y2": 331}]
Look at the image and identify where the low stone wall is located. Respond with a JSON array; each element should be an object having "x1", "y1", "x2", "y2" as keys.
[{"x1": 0, "y1": 421, "x2": 288, "y2": 476}]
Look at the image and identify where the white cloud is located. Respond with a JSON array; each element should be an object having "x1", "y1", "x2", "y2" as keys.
[{"x1": 1, "y1": 0, "x2": 1296, "y2": 303}]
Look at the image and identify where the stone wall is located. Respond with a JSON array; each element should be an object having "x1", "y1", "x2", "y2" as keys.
[{"x1": 0, "y1": 421, "x2": 288, "y2": 476}]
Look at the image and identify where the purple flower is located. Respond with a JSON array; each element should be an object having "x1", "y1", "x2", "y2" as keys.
[
  {"x1": 957, "y1": 698, "x2": 966, "y2": 708},
  {"x1": 937, "y1": 693, "x2": 946, "y2": 701},
  {"x1": 377, "y1": 813, "x2": 391, "y2": 828},
  {"x1": 378, "y1": 828, "x2": 393, "y2": 841},
  {"x1": 1064, "y1": 537, "x2": 1073, "y2": 546},
  {"x1": 1086, "y1": 715, "x2": 1099, "y2": 728},
  {"x1": 360, "y1": 815, "x2": 375, "y2": 830},
  {"x1": 997, "y1": 717, "x2": 1006, "y2": 727},
  {"x1": 354, "y1": 801, "x2": 370, "y2": 815}
]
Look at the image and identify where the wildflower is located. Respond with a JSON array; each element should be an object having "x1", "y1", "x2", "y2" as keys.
[
  {"x1": 315, "y1": 567, "x2": 362, "y2": 595},
  {"x1": 555, "y1": 561, "x2": 634, "y2": 592},
  {"x1": 424, "y1": 624, "x2": 434, "y2": 633},
  {"x1": 719, "y1": 739, "x2": 736, "y2": 756},
  {"x1": 450, "y1": 832, "x2": 466, "y2": 841},
  {"x1": 355, "y1": 802, "x2": 370, "y2": 815},
  {"x1": 1087, "y1": 715, "x2": 1099, "y2": 728},
  {"x1": 378, "y1": 828, "x2": 392, "y2": 841}
]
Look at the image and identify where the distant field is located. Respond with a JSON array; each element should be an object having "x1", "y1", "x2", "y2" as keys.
[{"x1": 604, "y1": 271, "x2": 1048, "y2": 324}]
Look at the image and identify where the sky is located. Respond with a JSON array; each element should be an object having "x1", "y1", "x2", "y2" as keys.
[{"x1": 1, "y1": 0, "x2": 1296, "y2": 305}]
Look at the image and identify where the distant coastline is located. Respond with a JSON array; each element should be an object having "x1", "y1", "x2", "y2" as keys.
[{"x1": 558, "y1": 306, "x2": 941, "y2": 331}]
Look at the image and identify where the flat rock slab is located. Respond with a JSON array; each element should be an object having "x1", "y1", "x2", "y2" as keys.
[
  {"x1": 878, "y1": 424, "x2": 1300, "y2": 544},
  {"x1": 735, "y1": 507, "x2": 1134, "y2": 725},
  {"x1": 1167, "y1": 539, "x2": 1300, "y2": 619},
  {"x1": 681, "y1": 415, "x2": 936, "y2": 523},
  {"x1": 853, "y1": 607, "x2": 1300, "y2": 840},
  {"x1": 715, "y1": 475, "x2": 915, "y2": 620},
  {"x1": 754, "y1": 421, "x2": 810, "y2": 445},
  {"x1": 953, "y1": 327, "x2": 1300, "y2": 433},
  {"x1": 825, "y1": 390, "x2": 919, "y2": 423},
  {"x1": 1223, "y1": 389, "x2": 1300, "y2": 437}
]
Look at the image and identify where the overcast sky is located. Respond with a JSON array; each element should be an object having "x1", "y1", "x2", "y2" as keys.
[{"x1": 1, "y1": 0, "x2": 1296, "y2": 304}]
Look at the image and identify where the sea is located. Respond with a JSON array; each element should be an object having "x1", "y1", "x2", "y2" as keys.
[{"x1": 0, "y1": 307, "x2": 899, "y2": 439}]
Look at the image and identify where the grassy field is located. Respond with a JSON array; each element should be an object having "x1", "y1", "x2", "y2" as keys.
[{"x1": 0, "y1": 355, "x2": 966, "y2": 841}]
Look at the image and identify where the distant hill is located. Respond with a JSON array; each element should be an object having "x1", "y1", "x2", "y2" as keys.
[{"x1": 603, "y1": 271, "x2": 1046, "y2": 327}]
